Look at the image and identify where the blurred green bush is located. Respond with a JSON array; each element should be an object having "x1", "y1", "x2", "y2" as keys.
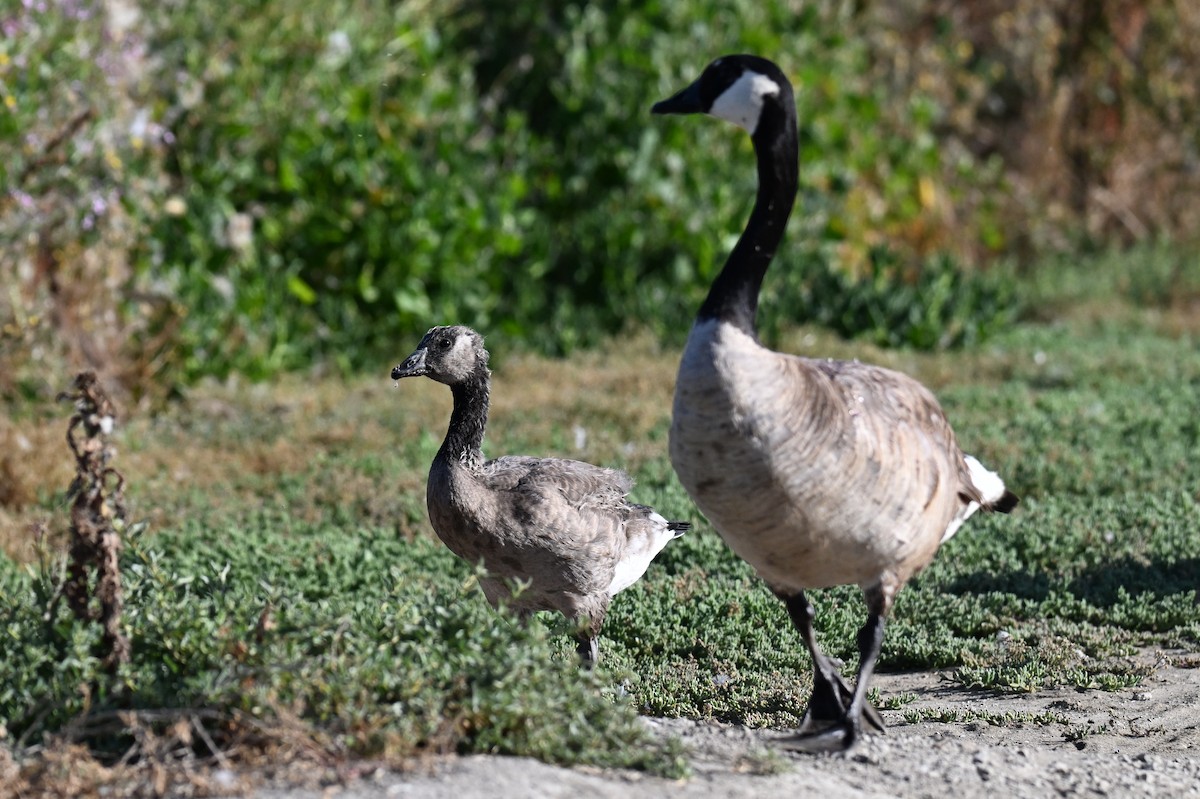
[
  {"x1": 3, "y1": 0, "x2": 1195, "y2": 396},
  {"x1": 0, "y1": 0, "x2": 169, "y2": 402},
  {"x1": 131, "y1": 0, "x2": 1016, "y2": 382}
]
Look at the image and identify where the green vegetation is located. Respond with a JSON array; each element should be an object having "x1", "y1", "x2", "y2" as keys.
[
  {"x1": 3, "y1": 0, "x2": 1200, "y2": 786},
  {"x1": 124, "y1": 0, "x2": 1016, "y2": 377},
  {"x1": 3, "y1": 249, "x2": 1199, "y2": 780},
  {"x1": 10, "y1": 1, "x2": 1200, "y2": 396},
  {"x1": 0, "y1": 524, "x2": 687, "y2": 774},
  {"x1": 901, "y1": 707, "x2": 1072, "y2": 728}
]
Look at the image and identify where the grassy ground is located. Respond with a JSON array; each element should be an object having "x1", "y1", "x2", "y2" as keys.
[{"x1": 1, "y1": 249, "x2": 1199, "y2": 789}]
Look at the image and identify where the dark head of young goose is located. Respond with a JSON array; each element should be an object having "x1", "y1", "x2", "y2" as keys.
[
  {"x1": 392, "y1": 325, "x2": 689, "y2": 668},
  {"x1": 655, "y1": 55, "x2": 1018, "y2": 752}
]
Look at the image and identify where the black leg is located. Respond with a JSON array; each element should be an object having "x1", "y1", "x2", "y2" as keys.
[
  {"x1": 783, "y1": 592, "x2": 856, "y2": 731},
  {"x1": 779, "y1": 588, "x2": 888, "y2": 753},
  {"x1": 574, "y1": 631, "x2": 598, "y2": 670},
  {"x1": 572, "y1": 609, "x2": 604, "y2": 670},
  {"x1": 855, "y1": 584, "x2": 890, "y2": 735},
  {"x1": 838, "y1": 610, "x2": 886, "y2": 749}
]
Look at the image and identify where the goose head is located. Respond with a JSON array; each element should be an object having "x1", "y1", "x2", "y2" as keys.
[
  {"x1": 652, "y1": 54, "x2": 792, "y2": 137},
  {"x1": 392, "y1": 325, "x2": 489, "y2": 386}
]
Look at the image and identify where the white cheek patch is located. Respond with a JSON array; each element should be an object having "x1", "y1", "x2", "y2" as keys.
[
  {"x1": 449, "y1": 332, "x2": 475, "y2": 363},
  {"x1": 710, "y1": 71, "x2": 780, "y2": 134}
]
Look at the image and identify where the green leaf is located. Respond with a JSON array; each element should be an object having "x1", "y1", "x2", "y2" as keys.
[{"x1": 287, "y1": 275, "x2": 317, "y2": 305}]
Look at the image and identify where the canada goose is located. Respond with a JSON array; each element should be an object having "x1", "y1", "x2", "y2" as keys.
[
  {"x1": 653, "y1": 55, "x2": 1018, "y2": 751},
  {"x1": 391, "y1": 325, "x2": 689, "y2": 667}
]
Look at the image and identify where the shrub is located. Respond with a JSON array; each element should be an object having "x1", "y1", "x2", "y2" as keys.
[
  {"x1": 776, "y1": 249, "x2": 1019, "y2": 350},
  {"x1": 124, "y1": 0, "x2": 1016, "y2": 383},
  {"x1": 0, "y1": 0, "x2": 170, "y2": 403},
  {"x1": 131, "y1": 0, "x2": 531, "y2": 379},
  {"x1": 872, "y1": 1, "x2": 1200, "y2": 254},
  {"x1": 30, "y1": 1, "x2": 1200, "y2": 391},
  {"x1": 0, "y1": 523, "x2": 684, "y2": 774}
]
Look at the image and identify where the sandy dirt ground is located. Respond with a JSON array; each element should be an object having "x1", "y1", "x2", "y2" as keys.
[{"x1": 251, "y1": 650, "x2": 1200, "y2": 799}]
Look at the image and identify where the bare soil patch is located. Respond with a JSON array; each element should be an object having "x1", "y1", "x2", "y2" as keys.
[{"x1": 249, "y1": 650, "x2": 1200, "y2": 799}]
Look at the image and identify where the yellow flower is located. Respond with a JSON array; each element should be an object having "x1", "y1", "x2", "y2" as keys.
[
  {"x1": 918, "y1": 176, "x2": 938, "y2": 210},
  {"x1": 3, "y1": 95, "x2": 15, "y2": 110}
]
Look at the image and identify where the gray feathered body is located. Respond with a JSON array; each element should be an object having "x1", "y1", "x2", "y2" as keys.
[
  {"x1": 397, "y1": 325, "x2": 685, "y2": 643},
  {"x1": 670, "y1": 320, "x2": 1011, "y2": 596},
  {"x1": 428, "y1": 449, "x2": 678, "y2": 624}
]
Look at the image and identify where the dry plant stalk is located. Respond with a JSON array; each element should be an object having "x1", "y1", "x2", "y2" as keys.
[{"x1": 56, "y1": 371, "x2": 130, "y2": 672}]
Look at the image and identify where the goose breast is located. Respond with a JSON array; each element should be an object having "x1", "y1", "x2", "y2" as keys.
[{"x1": 670, "y1": 320, "x2": 963, "y2": 591}]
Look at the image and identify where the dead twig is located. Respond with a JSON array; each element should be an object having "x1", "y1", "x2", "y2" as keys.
[
  {"x1": 54, "y1": 371, "x2": 131, "y2": 672},
  {"x1": 17, "y1": 107, "x2": 95, "y2": 186}
]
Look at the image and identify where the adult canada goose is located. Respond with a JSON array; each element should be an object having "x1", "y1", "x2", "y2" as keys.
[
  {"x1": 391, "y1": 325, "x2": 689, "y2": 668},
  {"x1": 653, "y1": 55, "x2": 1018, "y2": 751}
]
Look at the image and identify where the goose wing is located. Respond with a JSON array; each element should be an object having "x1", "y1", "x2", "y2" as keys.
[
  {"x1": 810, "y1": 358, "x2": 957, "y2": 439},
  {"x1": 483, "y1": 455, "x2": 634, "y2": 508},
  {"x1": 466, "y1": 456, "x2": 681, "y2": 603},
  {"x1": 468, "y1": 456, "x2": 632, "y2": 595},
  {"x1": 809, "y1": 357, "x2": 1013, "y2": 513},
  {"x1": 478, "y1": 455, "x2": 542, "y2": 491}
]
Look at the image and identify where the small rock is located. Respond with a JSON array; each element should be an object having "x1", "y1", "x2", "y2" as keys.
[
  {"x1": 213, "y1": 769, "x2": 238, "y2": 789},
  {"x1": 851, "y1": 749, "x2": 881, "y2": 766}
]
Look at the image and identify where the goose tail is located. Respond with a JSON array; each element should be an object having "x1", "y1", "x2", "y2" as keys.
[
  {"x1": 987, "y1": 489, "x2": 1020, "y2": 514},
  {"x1": 964, "y1": 455, "x2": 1019, "y2": 513},
  {"x1": 942, "y1": 456, "x2": 1018, "y2": 544},
  {"x1": 606, "y1": 512, "x2": 688, "y2": 597}
]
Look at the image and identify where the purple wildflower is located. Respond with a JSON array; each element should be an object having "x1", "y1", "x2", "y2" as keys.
[{"x1": 10, "y1": 190, "x2": 35, "y2": 211}]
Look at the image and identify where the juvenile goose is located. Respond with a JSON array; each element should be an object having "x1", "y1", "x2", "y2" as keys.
[
  {"x1": 391, "y1": 325, "x2": 689, "y2": 667},
  {"x1": 653, "y1": 55, "x2": 1018, "y2": 751}
]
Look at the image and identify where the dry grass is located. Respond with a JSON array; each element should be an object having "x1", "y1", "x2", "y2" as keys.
[
  {"x1": 8, "y1": 283, "x2": 1191, "y2": 566},
  {"x1": 0, "y1": 417, "x2": 76, "y2": 563},
  {"x1": 487, "y1": 332, "x2": 677, "y2": 466},
  {"x1": 0, "y1": 707, "x2": 422, "y2": 799},
  {"x1": 0, "y1": 335, "x2": 682, "y2": 564}
]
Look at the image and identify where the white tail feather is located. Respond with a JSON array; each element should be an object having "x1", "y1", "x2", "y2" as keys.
[
  {"x1": 942, "y1": 455, "x2": 1010, "y2": 544},
  {"x1": 964, "y1": 455, "x2": 1008, "y2": 505},
  {"x1": 606, "y1": 513, "x2": 681, "y2": 597}
]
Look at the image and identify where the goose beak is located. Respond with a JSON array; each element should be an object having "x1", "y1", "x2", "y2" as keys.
[
  {"x1": 391, "y1": 348, "x2": 428, "y2": 379},
  {"x1": 652, "y1": 80, "x2": 704, "y2": 115}
]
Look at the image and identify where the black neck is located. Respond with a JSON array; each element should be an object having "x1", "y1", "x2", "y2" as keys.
[
  {"x1": 442, "y1": 369, "x2": 490, "y2": 465},
  {"x1": 696, "y1": 101, "x2": 799, "y2": 336}
]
